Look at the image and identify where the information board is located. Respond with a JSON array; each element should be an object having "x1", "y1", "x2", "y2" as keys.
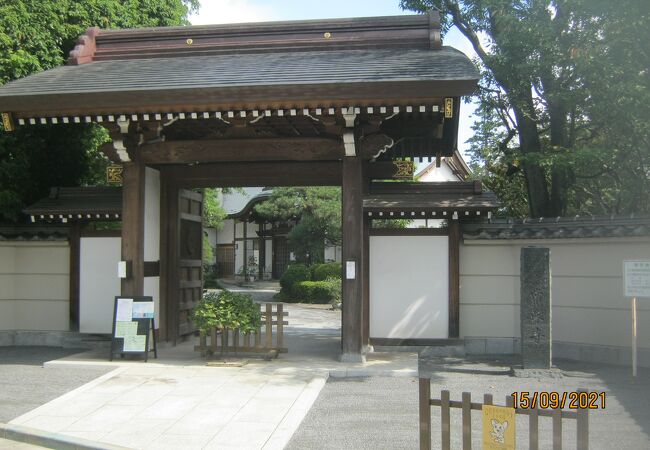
[
  {"x1": 624, "y1": 260, "x2": 650, "y2": 298},
  {"x1": 482, "y1": 405, "x2": 515, "y2": 450},
  {"x1": 110, "y1": 296, "x2": 157, "y2": 362}
]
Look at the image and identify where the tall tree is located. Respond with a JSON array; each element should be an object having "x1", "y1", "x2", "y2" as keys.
[
  {"x1": 254, "y1": 187, "x2": 342, "y2": 265},
  {"x1": 402, "y1": 0, "x2": 650, "y2": 217},
  {"x1": 0, "y1": 0, "x2": 198, "y2": 222}
]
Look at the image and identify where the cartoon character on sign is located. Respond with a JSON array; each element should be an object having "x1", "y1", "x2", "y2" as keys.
[{"x1": 490, "y1": 419, "x2": 508, "y2": 444}]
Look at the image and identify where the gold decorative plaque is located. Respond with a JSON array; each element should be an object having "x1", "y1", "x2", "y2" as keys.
[
  {"x1": 444, "y1": 98, "x2": 454, "y2": 118},
  {"x1": 393, "y1": 160, "x2": 415, "y2": 180},
  {"x1": 1, "y1": 113, "x2": 14, "y2": 132},
  {"x1": 107, "y1": 165, "x2": 124, "y2": 184}
]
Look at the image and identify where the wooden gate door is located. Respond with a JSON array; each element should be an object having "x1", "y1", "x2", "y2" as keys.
[
  {"x1": 216, "y1": 244, "x2": 235, "y2": 278},
  {"x1": 272, "y1": 236, "x2": 289, "y2": 279},
  {"x1": 177, "y1": 189, "x2": 203, "y2": 339}
]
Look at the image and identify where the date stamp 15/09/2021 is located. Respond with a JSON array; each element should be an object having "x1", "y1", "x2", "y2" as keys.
[{"x1": 510, "y1": 391, "x2": 606, "y2": 410}]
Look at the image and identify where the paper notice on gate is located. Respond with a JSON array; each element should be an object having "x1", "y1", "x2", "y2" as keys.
[{"x1": 116, "y1": 298, "x2": 133, "y2": 322}]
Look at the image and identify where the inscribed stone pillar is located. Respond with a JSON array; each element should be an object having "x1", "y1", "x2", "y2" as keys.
[{"x1": 520, "y1": 247, "x2": 551, "y2": 369}]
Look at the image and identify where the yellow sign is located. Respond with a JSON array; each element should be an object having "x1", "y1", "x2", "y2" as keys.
[
  {"x1": 444, "y1": 98, "x2": 454, "y2": 118},
  {"x1": 106, "y1": 165, "x2": 123, "y2": 184},
  {"x1": 1, "y1": 113, "x2": 14, "y2": 132},
  {"x1": 482, "y1": 405, "x2": 516, "y2": 450}
]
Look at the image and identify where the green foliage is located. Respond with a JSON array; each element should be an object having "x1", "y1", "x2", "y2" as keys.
[
  {"x1": 203, "y1": 188, "x2": 228, "y2": 229},
  {"x1": 0, "y1": 0, "x2": 198, "y2": 222},
  {"x1": 191, "y1": 290, "x2": 261, "y2": 334},
  {"x1": 291, "y1": 277, "x2": 341, "y2": 305},
  {"x1": 311, "y1": 262, "x2": 342, "y2": 281},
  {"x1": 254, "y1": 187, "x2": 341, "y2": 264},
  {"x1": 401, "y1": 0, "x2": 650, "y2": 217},
  {"x1": 279, "y1": 264, "x2": 310, "y2": 291}
]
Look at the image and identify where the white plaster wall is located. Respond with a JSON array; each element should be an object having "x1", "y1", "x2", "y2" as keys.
[
  {"x1": 144, "y1": 167, "x2": 161, "y2": 328},
  {"x1": 417, "y1": 163, "x2": 458, "y2": 182},
  {"x1": 79, "y1": 237, "x2": 121, "y2": 333},
  {"x1": 370, "y1": 236, "x2": 449, "y2": 339},
  {"x1": 217, "y1": 219, "x2": 234, "y2": 244},
  {"x1": 459, "y1": 237, "x2": 650, "y2": 351},
  {"x1": 0, "y1": 242, "x2": 70, "y2": 331},
  {"x1": 222, "y1": 187, "x2": 264, "y2": 214},
  {"x1": 265, "y1": 239, "x2": 273, "y2": 275}
]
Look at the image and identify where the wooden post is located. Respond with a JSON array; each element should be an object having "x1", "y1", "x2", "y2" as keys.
[
  {"x1": 441, "y1": 390, "x2": 450, "y2": 450},
  {"x1": 258, "y1": 223, "x2": 265, "y2": 280},
  {"x1": 529, "y1": 406, "x2": 539, "y2": 450},
  {"x1": 461, "y1": 392, "x2": 471, "y2": 450},
  {"x1": 633, "y1": 296, "x2": 638, "y2": 377},
  {"x1": 68, "y1": 221, "x2": 81, "y2": 330},
  {"x1": 243, "y1": 219, "x2": 248, "y2": 280},
  {"x1": 552, "y1": 409, "x2": 562, "y2": 450},
  {"x1": 341, "y1": 155, "x2": 364, "y2": 361},
  {"x1": 419, "y1": 378, "x2": 431, "y2": 450},
  {"x1": 362, "y1": 215, "x2": 370, "y2": 349},
  {"x1": 266, "y1": 303, "x2": 273, "y2": 349},
  {"x1": 448, "y1": 219, "x2": 460, "y2": 338},
  {"x1": 577, "y1": 389, "x2": 589, "y2": 450},
  {"x1": 121, "y1": 160, "x2": 145, "y2": 297},
  {"x1": 277, "y1": 303, "x2": 284, "y2": 350}
]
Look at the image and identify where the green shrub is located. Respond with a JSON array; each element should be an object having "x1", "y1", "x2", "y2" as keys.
[
  {"x1": 279, "y1": 264, "x2": 310, "y2": 290},
  {"x1": 291, "y1": 277, "x2": 342, "y2": 304},
  {"x1": 323, "y1": 276, "x2": 342, "y2": 307},
  {"x1": 191, "y1": 290, "x2": 261, "y2": 333},
  {"x1": 311, "y1": 262, "x2": 342, "y2": 281}
]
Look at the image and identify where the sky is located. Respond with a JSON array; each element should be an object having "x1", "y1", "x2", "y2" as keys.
[{"x1": 189, "y1": 0, "x2": 478, "y2": 158}]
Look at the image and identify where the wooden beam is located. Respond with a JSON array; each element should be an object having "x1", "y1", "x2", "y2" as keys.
[
  {"x1": 169, "y1": 161, "x2": 342, "y2": 188},
  {"x1": 120, "y1": 160, "x2": 145, "y2": 296},
  {"x1": 448, "y1": 220, "x2": 460, "y2": 338},
  {"x1": 341, "y1": 155, "x2": 364, "y2": 361},
  {"x1": 139, "y1": 138, "x2": 344, "y2": 164}
]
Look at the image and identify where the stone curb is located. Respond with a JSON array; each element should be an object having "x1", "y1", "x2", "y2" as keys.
[{"x1": 0, "y1": 423, "x2": 130, "y2": 450}]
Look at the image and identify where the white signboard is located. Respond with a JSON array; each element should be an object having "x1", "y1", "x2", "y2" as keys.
[
  {"x1": 624, "y1": 260, "x2": 650, "y2": 298},
  {"x1": 346, "y1": 261, "x2": 356, "y2": 280}
]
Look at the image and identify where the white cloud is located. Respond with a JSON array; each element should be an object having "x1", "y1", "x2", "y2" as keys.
[{"x1": 190, "y1": 0, "x2": 279, "y2": 25}]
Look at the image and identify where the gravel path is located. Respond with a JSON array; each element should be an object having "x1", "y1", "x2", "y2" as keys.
[
  {"x1": 287, "y1": 358, "x2": 650, "y2": 450},
  {"x1": 0, "y1": 347, "x2": 112, "y2": 423}
]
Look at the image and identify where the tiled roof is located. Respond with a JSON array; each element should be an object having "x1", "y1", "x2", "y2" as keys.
[
  {"x1": 462, "y1": 216, "x2": 650, "y2": 240},
  {"x1": 0, "y1": 225, "x2": 69, "y2": 241},
  {"x1": 23, "y1": 187, "x2": 122, "y2": 221}
]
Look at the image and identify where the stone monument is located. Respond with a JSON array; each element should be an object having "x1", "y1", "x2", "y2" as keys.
[{"x1": 514, "y1": 247, "x2": 560, "y2": 377}]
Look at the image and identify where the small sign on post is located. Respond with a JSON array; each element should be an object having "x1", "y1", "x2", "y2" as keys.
[
  {"x1": 482, "y1": 405, "x2": 516, "y2": 450},
  {"x1": 624, "y1": 260, "x2": 650, "y2": 377}
]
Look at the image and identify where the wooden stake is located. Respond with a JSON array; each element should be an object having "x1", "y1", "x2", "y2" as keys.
[{"x1": 633, "y1": 297, "x2": 637, "y2": 377}]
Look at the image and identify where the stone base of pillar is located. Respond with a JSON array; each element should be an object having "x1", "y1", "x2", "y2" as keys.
[
  {"x1": 362, "y1": 345, "x2": 374, "y2": 354},
  {"x1": 340, "y1": 352, "x2": 367, "y2": 363}
]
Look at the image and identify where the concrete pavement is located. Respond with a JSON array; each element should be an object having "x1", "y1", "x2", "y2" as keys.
[{"x1": 7, "y1": 298, "x2": 417, "y2": 449}]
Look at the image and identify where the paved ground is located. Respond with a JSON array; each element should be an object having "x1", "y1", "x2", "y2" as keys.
[
  {"x1": 0, "y1": 347, "x2": 112, "y2": 423},
  {"x1": 287, "y1": 357, "x2": 650, "y2": 449}
]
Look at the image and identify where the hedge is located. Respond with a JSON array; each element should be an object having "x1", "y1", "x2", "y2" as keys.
[
  {"x1": 291, "y1": 278, "x2": 341, "y2": 304},
  {"x1": 311, "y1": 262, "x2": 342, "y2": 281},
  {"x1": 279, "y1": 264, "x2": 310, "y2": 290}
]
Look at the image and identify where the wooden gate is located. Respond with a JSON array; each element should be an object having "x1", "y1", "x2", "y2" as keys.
[
  {"x1": 177, "y1": 189, "x2": 203, "y2": 339},
  {"x1": 272, "y1": 236, "x2": 289, "y2": 279},
  {"x1": 216, "y1": 244, "x2": 235, "y2": 278}
]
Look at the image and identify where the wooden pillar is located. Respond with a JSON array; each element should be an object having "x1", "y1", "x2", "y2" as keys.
[
  {"x1": 68, "y1": 221, "x2": 81, "y2": 330},
  {"x1": 341, "y1": 155, "x2": 365, "y2": 362},
  {"x1": 121, "y1": 160, "x2": 145, "y2": 297},
  {"x1": 258, "y1": 223, "x2": 265, "y2": 279},
  {"x1": 448, "y1": 219, "x2": 460, "y2": 338},
  {"x1": 243, "y1": 218, "x2": 248, "y2": 279},
  {"x1": 158, "y1": 169, "x2": 178, "y2": 342}
]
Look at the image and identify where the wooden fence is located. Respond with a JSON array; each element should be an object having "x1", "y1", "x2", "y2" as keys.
[
  {"x1": 195, "y1": 303, "x2": 288, "y2": 358},
  {"x1": 419, "y1": 378, "x2": 589, "y2": 450}
]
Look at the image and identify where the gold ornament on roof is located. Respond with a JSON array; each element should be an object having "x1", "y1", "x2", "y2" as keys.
[
  {"x1": 393, "y1": 160, "x2": 414, "y2": 180},
  {"x1": 107, "y1": 165, "x2": 124, "y2": 184}
]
